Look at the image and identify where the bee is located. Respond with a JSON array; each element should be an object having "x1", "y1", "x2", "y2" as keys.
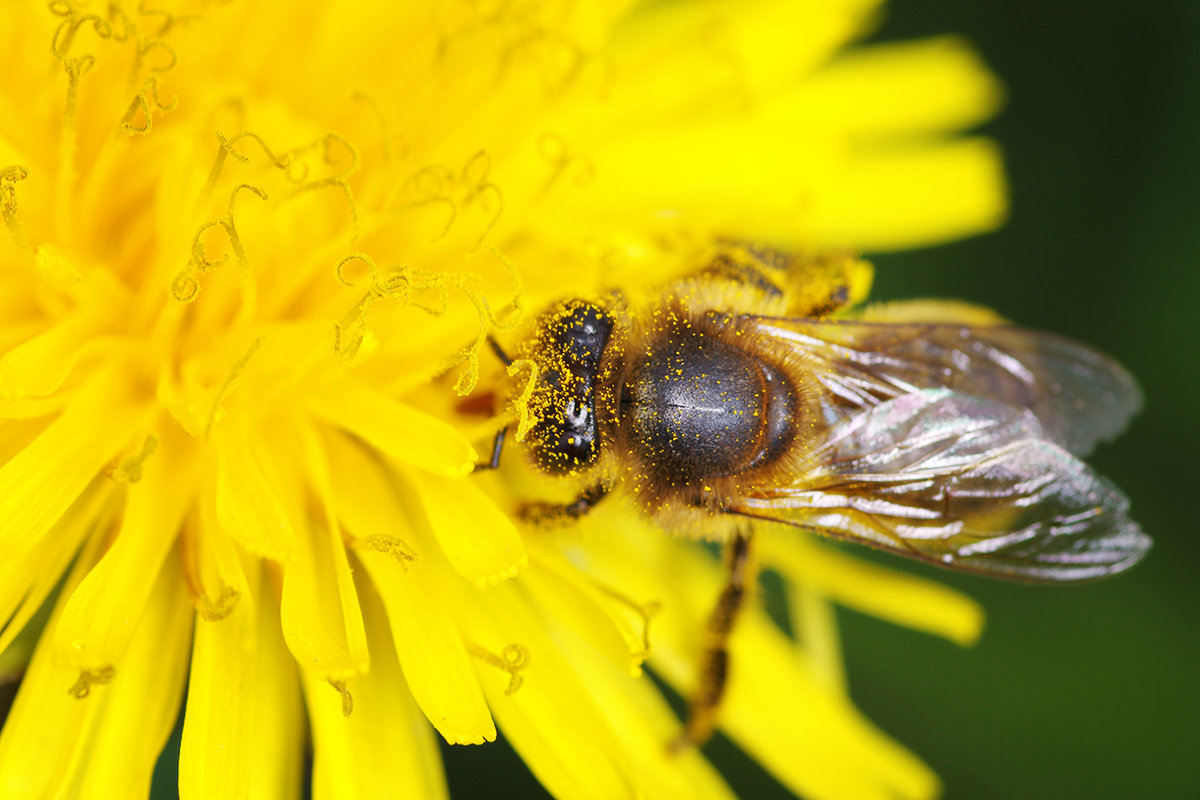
[{"x1": 477, "y1": 244, "x2": 1150, "y2": 747}]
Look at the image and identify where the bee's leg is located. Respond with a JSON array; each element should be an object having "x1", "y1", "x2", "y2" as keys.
[
  {"x1": 487, "y1": 336, "x2": 513, "y2": 366},
  {"x1": 673, "y1": 528, "x2": 755, "y2": 751},
  {"x1": 517, "y1": 482, "x2": 610, "y2": 524},
  {"x1": 473, "y1": 427, "x2": 507, "y2": 471},
  {"x1": 469, "y1": 335, "x2": 514, "y2": 472}
]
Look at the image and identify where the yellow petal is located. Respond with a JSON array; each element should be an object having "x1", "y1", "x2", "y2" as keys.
[
  {"x1": 234, "y1": 417, "x2": 366, "y2": 679},
  {"x1": 0, "y1": 537, "x2": 190, "y2": 799},
  {"x1": 358, "y1": 548, "x2": 497, "y2": 745},
  {"x1": 543, "y1": 115, "x2": 835, "y2": 242},
  {"x1": 305, "y1": 578, "x2": 449, "y2": 800},
  {"x1": 0, "y1": 262, "x2": 130, "y2": 400},
  {"x1": 0, "y1": 316, "x2": 99, "y2": 400},
  {"x1": 52, "y1": 428, "x2": 195, "y2": 674},
  {"x1": 71, "y1": 556, "x2": 193, "y2": 800},
  {"x1": 325, "y1": 429, "x2": 497, "y2": 745},
  {"x1": 179, "y1": 530, "x2": 305, "y2": 800},
  {"x1": 214, "y1": 411, "x2": 298, "y2": 561},
  {"x1": 804, "y1": 137, "x2": 1008, "y2": 250},
  {"x1": 761, "y1": 531, "x2": 984, "y2": 646},
  {"x1": 0, "y1": 416, "x2": 51, "y2": 466},
  {"x1": 563, "y1": 618, "x2": 738, "y2": 800},
  {"x1": 305, "y1": 377, "x2": 476, "y2": 477},
  {"x1": 321, "y1": 428, "x2": 419, "y2": 557},
  {"x1": 278, "y1": 516, "x2": 369, "y2": 680},
  {"x1": 247, "y1": 562, "x2": 306, "y2": 800},
  {"x1": 0, "y1": 366, "x2": 154, "y2": 557},
  {"x1": 785, "y1": 37, "x2": 1003, "y2": 137},
  {"x1": 855, "y1": 298, "x2": 1009, "y2": 326},
  {"x1": 578, "y1": 510, "x2": 940, "y2": 800},
  {"x1": 450, "y1": 578, "x2": 636, "y2": 800},
  {"x1": 297, "y1": 421, "x2": 370, "y2": 670},
  {"x1": 0, "y1": 481, "x2": 113, "y2": 657},
  {"x1": 610, "y1": 0, "x2": 878, "y2": 118},
  {"x1": 526, "y1": 544, "x2": 647, "y2": 676},
  {"x1": 544, "y1": 127, "x2": 1003, "y2": 252},
  {"x1": 788, "y1": 581, "x2": 846, "y2": 694},
  {"x1": 0, "y1": 620, "x2": 35, "y2": 681},
  {"x1": 405, "y1": 466, "x2": 527, "y2": 586},
  {"x1": 720, "y1": 0, "x2": 881, "y2": 91},
  {"x1": 515, "y1": 539, "x2": 738, "y2": 800},
  {"x1": 0, "y1": 392, "x2": 67, "y2": 418},
  {"x1": 179, "y1": 558, "x2": 257, "y2": 800},
  {"x1": 721, "y1": 605, "x2": 939, "y2": 800},
  {"x1": 0, "y1": 533, "x2": 104, "y2": 797},
  {"x1": 685, "y1": 550, "x2": 937, "y2": 800}
]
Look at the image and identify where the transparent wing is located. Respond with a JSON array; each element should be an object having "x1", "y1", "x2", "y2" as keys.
[
  {"x1": 734, "y1": 390, "x2": 1150, "y2": 582},
  {"x1": 744, "y1": 315, "x2": 1142, "y2": 456}
]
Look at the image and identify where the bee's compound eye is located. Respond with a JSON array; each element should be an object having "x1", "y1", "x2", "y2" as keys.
[
  {"x1": 523, "y1": 300, "x2": 616, "y2": 475},
  {"x1": 559, "y1": 429, "x2": 592, "y2": 457}
]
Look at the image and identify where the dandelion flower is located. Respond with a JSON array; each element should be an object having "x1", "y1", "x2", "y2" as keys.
[{"x1": 0, "y1": 2, "x2": 1004, "y2": 799}]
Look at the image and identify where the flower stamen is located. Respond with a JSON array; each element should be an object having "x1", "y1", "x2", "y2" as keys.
[
  {"x1": 335, "y1": 252, "x2": 411, "y2": 299},
  {"x1": 363, "y1": 533, "x2": 418, "y2": 569},
  {"x1": 195, "y1": 584, "x2": 240, "y2": 623},
  {"x1": 179, "y1": 514, "x2": 243, "y2": 622},
  {"x1": 352, "y1": 92, "x2": 409, "y2": 162},
  {"x1": 394, "y1": 151, "x2": 505, "y2": 248},
  {"x1": 172, "y1": 183, "x2": 268, "y2": 305},
  {"x1": 203, "y1": 337, "x2": 264, "y2": 440},
  {"x1": 103, "y1": 3, "x2": 133, "y2": 42},
  {"x1": 67, "y1": 665, "x2": 115, "y2": 699},
  {"x1": 121, "y1": 73, "x2": 178, "y2": 135},
  {"x1": 587, "y1": 580, "x2": 661, "y2": 662},
  {"x1": 483, "y1": 245, "x2": 525, "y2": 333},
  {"x1": 287, "y1": 133, "x2": 362, "y2": 240},
  {"x1": 51, "y1": 12, "x2": 113, "y2": 62},
  {"x1": 398, "y1": 164, "x2": 458, "y2": 240},
  {"x1": 136, "y1": 2, "x2": 202, "y2": 38},
  {"x1": 505, "y1": 358, "x2": 539, "y2": 441},
  {"x1": 201, "y1": 131, "x2": 289, "y2": 200},
  {"x1": 328, "y1": 679, "x2": 354, "y2": 717},
  {"x1": 333, "y1": 252, "x2": 413, "y2": 362},
  {"x1": 459, "y1": 150, "x2": 503, "y2": 250},
  {"x1": 131, "y1": 37, "x2": 177, "y2": 77},
  {"x1": 469, "y1": 642, "x2": 530, "y2": 696},
  {"x1": 0, "y1": 165, "x2": 31, "y2": 252},
  {"x1": 537, "y1": 132, "x2": 596, "y2": 197},
  {"x1": 109, "y1": 434, "x2": 159, "y2": 483},
  {"x1": 432, "y1": 253, "x2": 525, "y2": 396}
]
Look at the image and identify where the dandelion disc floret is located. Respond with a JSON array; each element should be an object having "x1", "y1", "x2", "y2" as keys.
[{"x1": 1, "y1": 2, "x2": 1014, "y2": 799}]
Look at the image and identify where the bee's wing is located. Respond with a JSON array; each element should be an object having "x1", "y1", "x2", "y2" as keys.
[
  {"x1": 734, "y1": 390, "x2": 1150, "y2": 582},
  {"x1": 744, "y1": 315, "x2": 1142, "y2": 456}
]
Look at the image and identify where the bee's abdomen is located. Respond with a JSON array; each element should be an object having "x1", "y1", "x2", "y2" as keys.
[{"x1": 621, "y1": 327, "x2": 795, "y2": 485}]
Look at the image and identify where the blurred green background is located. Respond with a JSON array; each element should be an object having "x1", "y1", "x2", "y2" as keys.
[
  {"x1": 441, "y1": 2, "x2": 1200, "y2": 799},
  {"x1": 856, "y1": 3, "x2": 1198, "y2": 798},
  {"x1": 50, "y1": 1, "x2": 1196, "y2": 798}
]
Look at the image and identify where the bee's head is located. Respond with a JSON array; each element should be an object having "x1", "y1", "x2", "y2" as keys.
[{"x1": 520, "y1": 300, "x2": 615, "y2": 475}]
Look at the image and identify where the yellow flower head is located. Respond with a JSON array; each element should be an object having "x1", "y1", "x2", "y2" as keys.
[{"x1": 0, "y1": 1, "x2": 1004, "y2": 799}]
